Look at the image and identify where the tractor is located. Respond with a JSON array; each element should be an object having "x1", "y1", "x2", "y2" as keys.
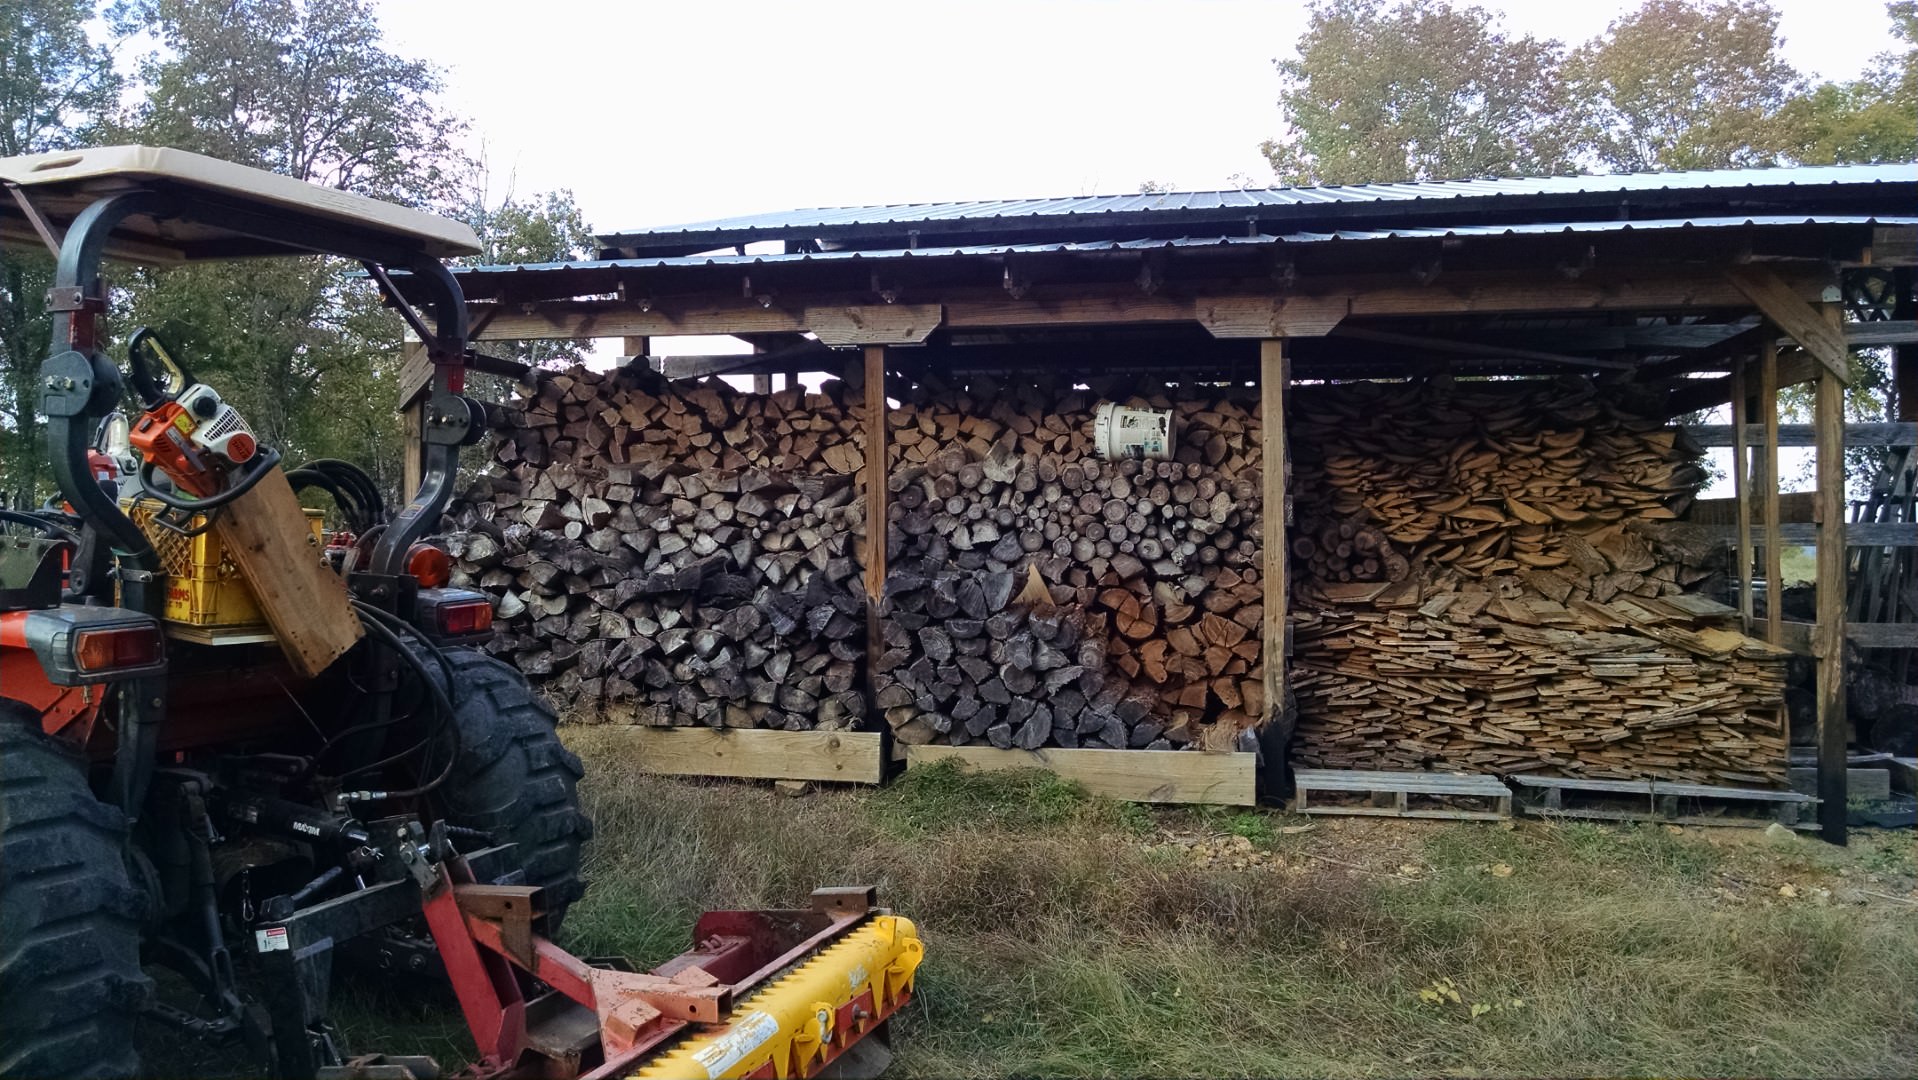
[{"x1": 0, "y1": 146, "x2": 919, "y2": 1080}]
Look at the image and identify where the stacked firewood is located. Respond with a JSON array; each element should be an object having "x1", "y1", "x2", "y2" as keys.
[
  {"x1": 876, "y1": 379, "x2": 1265, "y2": 751},
  {"x1": 1286, "y1": 378, "x2": 1789, "y2": 783},
  {"x1": 444, "y1": 366, "x2": 869, "y2": 729}
]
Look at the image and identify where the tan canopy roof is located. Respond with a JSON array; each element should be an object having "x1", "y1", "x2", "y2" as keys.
[{"x1": 0, "y1": 144, "x2": 479, "y2": 263}]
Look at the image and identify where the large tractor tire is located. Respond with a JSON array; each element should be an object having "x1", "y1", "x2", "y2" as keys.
[
  {"x1": 0, "y1": 704, "x2": 149, "y2": 1080},
  {"x1": 432, "y1": 648, "x2": 593, "y2": 929}
]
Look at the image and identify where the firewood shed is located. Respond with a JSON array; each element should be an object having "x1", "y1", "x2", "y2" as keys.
[{"x1": 390, "y1": 163, "x2": 1918, "y2": 841}]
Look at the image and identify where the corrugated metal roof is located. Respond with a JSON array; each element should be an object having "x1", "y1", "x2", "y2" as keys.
[
  {"x1": 458, "y1": 214, "x2": 1915, "y2": 278},
  {"x1": 599, "y1": 163, "x2": 1915, "y2": 243}
]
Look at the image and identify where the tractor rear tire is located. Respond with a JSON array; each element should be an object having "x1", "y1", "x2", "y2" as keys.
[
  {"x1": 433, "y1": 648, "x2": 593, "y2": 930},
  {"x1": 0, "y1": 705, "x2": 149, "y2": 1080}
]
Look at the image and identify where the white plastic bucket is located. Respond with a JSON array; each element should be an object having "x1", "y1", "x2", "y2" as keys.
[{"x1": 1093, "y1": 402, "x2": 1176, "y2": 460}]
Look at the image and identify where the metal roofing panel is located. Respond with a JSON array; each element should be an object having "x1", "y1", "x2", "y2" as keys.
[
  {"x1": 456, "y1": 214, "x2": 1916, "y2": 278},
  {"x1": 604, "y1": 163, "x2": 1915, "y2": 239}
]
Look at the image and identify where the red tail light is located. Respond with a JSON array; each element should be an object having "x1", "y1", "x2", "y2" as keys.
[
  {"x1": 436, "y1": 599, "x2": 493, "y2": 637},
  {"x1": 74, "y1": 626, "x2": 165, "y2": 673}
]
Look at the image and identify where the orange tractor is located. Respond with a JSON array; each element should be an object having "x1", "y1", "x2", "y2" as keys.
[{"x1": 0, "y1": 147, "x2": 919, "y2": 1080}]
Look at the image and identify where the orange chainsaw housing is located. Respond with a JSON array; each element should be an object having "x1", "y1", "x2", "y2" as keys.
[{"x1": 130, "y1": 401, "x2": 220, "y2": 497}]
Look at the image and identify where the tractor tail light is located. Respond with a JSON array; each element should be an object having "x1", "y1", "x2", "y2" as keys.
[
  {"x1": 73, "y1": 625, "x2": 165, "y2": 674},
  {"x1": 413, "y1": 588, "x2": 495, "y2": 642},
  {"x1": 437, "y1": 599, "x2": 493, "y2": 637},
  {"x1": 406, "y1": 543, "x2": 451, "y2": 588}
]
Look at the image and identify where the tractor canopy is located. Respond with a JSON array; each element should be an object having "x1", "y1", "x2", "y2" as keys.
[{"x1": 0, "y1": 144, "x2": 480, "y2": 263}]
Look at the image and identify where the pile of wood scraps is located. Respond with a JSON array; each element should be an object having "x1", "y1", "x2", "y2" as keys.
[{"x1": 1288, "y1": 378, "x2": 1788, "y2": 785}]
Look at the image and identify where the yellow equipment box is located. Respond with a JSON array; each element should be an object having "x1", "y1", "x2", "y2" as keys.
[{"x1": 124, "y1": 500, "x2": 326, "y2": 631}]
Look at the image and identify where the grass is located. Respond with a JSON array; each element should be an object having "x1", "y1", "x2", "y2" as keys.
[
  {"x1": 551, "y1": 734, "x2": 1918, "y2": 1078},
  {"x1": 152, "y1": 737, "x2": 1918, "y2": 1077}
]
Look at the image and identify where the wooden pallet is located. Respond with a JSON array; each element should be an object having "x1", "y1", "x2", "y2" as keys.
[
  {"x1": 906, "y1": 746, "x2": 1256, "y2": 806},
  {"x1": 1788, "y1": 766, "x2": 1892, "y2": 801},
  {"x1": 567, "y1": 726, "x2": 887, "y2": 785},
  {"x1": 1511, "y1": 775, "x2": 1816, "y2": 826},
  {"x1": 1892, "y1": 758, "x2": 1917, "y2": 796},
  {"x1": 1293, "y1": 768, "x2": 1512, "y2": 821}
]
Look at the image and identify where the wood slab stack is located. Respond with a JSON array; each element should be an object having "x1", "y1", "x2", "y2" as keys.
[
  {"x1": 443, "y1": 366, "x2": 870, "y2": 730},
  {"x1": 1287, "y1": 378, "x2": 1788, "y2": 785},
  {"x1": 876, "y1": 377, "x2": 1265, "y2": 751}
]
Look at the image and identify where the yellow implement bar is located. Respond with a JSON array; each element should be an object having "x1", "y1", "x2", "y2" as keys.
[{"x1": 628, "y1": 915, "x2": 922, "y2": 1080}]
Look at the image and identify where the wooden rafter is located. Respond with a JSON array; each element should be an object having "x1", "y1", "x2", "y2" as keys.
[{"x1": 1727, "y1": 267, "x2": 1852, "y2": 384}]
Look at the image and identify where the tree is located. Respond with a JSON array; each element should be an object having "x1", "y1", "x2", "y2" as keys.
[
  {"x1": 459, "y1": 179, "x2": 597, "y2": 371},
  {"x1": 1776, "y1": 1, "x2": 1917, "y2": 164},
  {"x1": 0, "y1": 0, "x2": 122, "y2": 503},
  {"x1": 111, "y1": 0, "x2": 473, "y2": 487},
  {"x1": 1566, "y1": 0, "x2": 1803, "y2": 172},
  {"x1": 117, "y1": 0, "x2": 466, "y2": 207},
  {"x1": 1259, "y1": 0, "x2": 1572, "y2": 186}
]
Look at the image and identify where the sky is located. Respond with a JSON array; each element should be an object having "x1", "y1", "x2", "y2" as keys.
[{"x1": 374, "y1": 0, "x2": 1901, "y2": 236}]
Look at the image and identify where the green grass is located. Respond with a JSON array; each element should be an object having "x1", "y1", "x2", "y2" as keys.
[{"x1": 550, "y1": 734, "x2": 1918, "y2": 1078}]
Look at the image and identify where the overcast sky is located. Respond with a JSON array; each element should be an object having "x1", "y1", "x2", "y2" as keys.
[{"x1": 375, "y1": 0, "x2": 1898, "y2": 235}]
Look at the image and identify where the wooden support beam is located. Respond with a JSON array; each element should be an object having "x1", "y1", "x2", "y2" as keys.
[
  {"x1": 1331, "y1": 324, "x2": 1625, "y2": 369},
  {"x1": 1683, "y1": 421, "x2": 1918, "y2": 448},
  {"x1": 1664, "y1": 349, "x2": 1818, "y2": 416},
  {"x1": 1751, "y1": 619, "x2": 1918, "y2": 652},
  {"x1": 465, "y1": 302, "x2": 941, "y2": 346},
  {"x1": 1728, "y1": 266, "x2": 1851, "y2": 384},
  {"x1": 862, "y1": 345, "x2": 889, "y2": 654},
  {"x1": 905, "y1": 745, "x2": 1256, "y2": 805},
  {"x1": 622, "y1": 335, "x2": 648, "y2": 362},
  {"x1": 1261, "y1": 339, "x2": 1288, "y2": 733},
  {"x1": 1709, "y1": 521, "x2": 1916, "y2": 546},
  {"x1": 1732, "y1": 359, "x2": 1754, "y2": 631},
  {"x1": 1197, "y1": 296, "x2": 1345, "y2": 338},
  {"x1": 466, "y1": 266, "x2": 1828, "y2": 343},
  {"x1": 572, "y1": 727, "x2": 885, "y2": 784},
  {"x1": 1848, "y1": 319, "x2": 1918, "y2": 348},
  {"x1": 1846, "y1": 622, "x2": 1918, "y2": 649},
  {"x1": 1813, "y1": 310, "x2": 1848, "y2": 844},
  {"x1": 1760, "y1": 338, "x2": 1783, "y2": 648}
]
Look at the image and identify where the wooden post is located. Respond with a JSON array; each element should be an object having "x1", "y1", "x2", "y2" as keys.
[
  {"x1": 1813, "y1": 308, "x2": 1848, "y2": 844},
  {"x1": 401, "y1": 399, "x2": 424, "y2": 500},
  {"x1": 862, "y1": 345, "x2": 889, "y2": 653},
  {"x1": 1260, "y1": 339, "x2": 1288, "y2": 734},
  {"x1": 1760, "y1": 337, "x2": 1783, "y2": 646},
  {"x1": 1895, "y1": 268, "x2": 1915, "y2": 423},
  {"x1": 622, "y1": 336, "x2": 648, "y2": 364},
  {"x1": 1731, "y1": 358, "x2": 1754, "y2": 631}
]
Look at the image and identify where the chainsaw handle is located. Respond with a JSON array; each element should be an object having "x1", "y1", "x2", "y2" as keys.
[{"x1": 127, "y1": 326, "x2": 195, "y2": 407}]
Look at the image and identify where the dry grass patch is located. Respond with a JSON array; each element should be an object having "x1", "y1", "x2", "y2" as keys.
[{"x1": 559, "y1": 732, "x2": 1918, "y2": 1078}]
